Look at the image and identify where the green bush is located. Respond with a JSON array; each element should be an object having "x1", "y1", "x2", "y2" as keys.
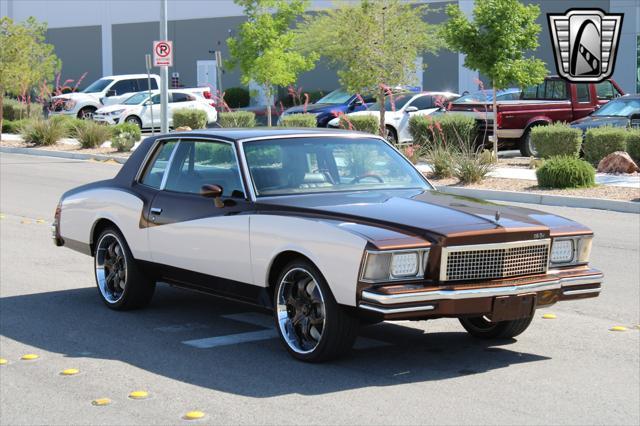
[
  {"x1": 49, "y1": 115, "x2": 84, "y2": 138},
  {"x1": 218, "y1": 111, "x2": 256, "y2": 128},
  {"x1": 20, "y1": 118, "x2": 67, "y2": 146},
  {"x1": 626, "y1": 129, "x2": 640, "y2": 163},
  {"x1": 453, "y1": 146, "x2": 495, "y2": 184},
  {"x1": 3, "y1": 98, "x2": 41, "y2": 120},
  {"x1": 409, "y1": 114, "x2": 477, "y2": 147},
  {"x1": 111, "y1": 122, "x2": 141, "y2": 152},
  {"x1": 536, "y1": 156, "x2": 595, "y2": 189},
  {"x1": 425, "y1": 144, "x2": 455, "y2": 178},
  {"x1": 583, "y1": 126, "x2": 628, "y2": 164},
  {"x1": 338, "y1": 115, "x2": 379, "y2": 135},
  {"x1": 2, "y1": 119, "x2": 28, "y2": 134},
  {"x1": 173, "y1": 108, "x2": 207, "y2": 130},
  {"x1": 530, "y1": 123, "x2": 582, "y2": 158},
  {"x1": 74, "y1": 121, "x2": 113, "y2": 148},
  {"x1": 278, "y1": 113, "x2": 317, "y2": 128},
  {"x1": 223, "y1": 87, "x2": 250, "y2": 108}
]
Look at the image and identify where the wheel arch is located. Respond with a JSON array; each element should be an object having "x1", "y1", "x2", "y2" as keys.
[
  {"x1": 90, "y1": 218, "x2": 122, "y2": 256},
  {"x1": 266, "y1": 250, "x2": 319, "y2": 302},
  {"x1": 524, "y1": 118, "x2": 552, "y2": 135}
]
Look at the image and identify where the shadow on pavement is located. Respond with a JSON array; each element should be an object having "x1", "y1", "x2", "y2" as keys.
[{"x1": 0, "y1": 285, "x2": 550, "y2": 398}]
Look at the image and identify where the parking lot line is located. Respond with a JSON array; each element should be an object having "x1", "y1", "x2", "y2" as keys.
[
  {"x1": 182, "y1": 329, "x2": 277, "y2": 349},
  {"x1": 222, "y1": 312, "x2": 273, "y2": 328}
]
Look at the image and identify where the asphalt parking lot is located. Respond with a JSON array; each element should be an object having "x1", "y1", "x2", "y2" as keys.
[{"x1": 1, "y1": 153, "x2": 639, "y2": 425}]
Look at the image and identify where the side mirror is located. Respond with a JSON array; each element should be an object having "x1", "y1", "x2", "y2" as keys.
[
  {"x1": 405, "y1": 106, "x2": 418, "y2": 113},
  {"x1": 144, "y1": 100, "x2": 153, "y2": 106},
  {"x1": 201, "y1": 184, "x2": 224, "y2": 208},
  {"x1": 105, "y1": 89, "x2": 116, "y2": 97}
]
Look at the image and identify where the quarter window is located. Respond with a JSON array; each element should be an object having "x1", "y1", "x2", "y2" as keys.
[
  {"x1": 408, "y1": 96, "x2": 433, "y2": 110},
  {"x1": 171, "y1": 93, "x2": 195, "y2": 103},
  {"x1": 139, "y1": 140, "x2": 178, "y2": 189},
  {"x1": 109, "y1": 79, "x2": 137, "y2": 96}
]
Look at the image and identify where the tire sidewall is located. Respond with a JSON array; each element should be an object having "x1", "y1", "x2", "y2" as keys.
[
  {"x1": 125, "y1": 116, "x2": 142, "y2": 129},
  {"x1": 94, "y1": 227, "x2": 135, "y2": 310},
  {"x1": 78, "y1": 107, "x2": 96, "y2": 120}
]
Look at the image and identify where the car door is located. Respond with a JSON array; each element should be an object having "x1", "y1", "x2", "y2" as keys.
[
  {"x1": 168, "y1": 92, "x2": 192, "y2": 126},
  {"x1": 397, "y1": 95, "x2": 434, "y2": 141},
  {"x1": 145, "y1": 138, "x2": 254, "y2": 288},
  {"x1": 139, "y1": 94, "x2": 161, "y2": 128}
]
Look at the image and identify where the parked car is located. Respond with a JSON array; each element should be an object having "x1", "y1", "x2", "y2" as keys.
[
  {"x1": 279, "y1": 89, "x2": 377, "y2": 127},
  {"x1": 50, "y1": 74, "x2": 161, "y2": 120},
  {"x1": 93, "y1": 90, "x2": 217, "y2": 129},
  {"x1": 570, "y1": 94, "x2": 640, "y2": 133},
  {"x1": 327, "y1": 91, "x2": 460, "y2": 143},
  {"x1": 52, "y1": 128, "x2": 603, "y2": 362},
  {"x1": 453, "y1": 88, "x2": 521, "y2": 104},
  {"x1": 448, "y1": 77, "x2": 625, "y2": 156}
]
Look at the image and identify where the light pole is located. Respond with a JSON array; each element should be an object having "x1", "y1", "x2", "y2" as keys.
[{"x1": 159, "y1": 0, "x2": 169, "y2": 133}]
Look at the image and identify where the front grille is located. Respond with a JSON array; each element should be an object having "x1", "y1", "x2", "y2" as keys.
[{"x1": 440, "y1": 239, "x2": 550, "y2": 281}]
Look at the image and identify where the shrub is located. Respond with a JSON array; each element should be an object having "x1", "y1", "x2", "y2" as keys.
[
  {"x1": 218, "y1": 111, "x2": 256, "y2": 128},
  {"x1": 338, "y1": 115, "x2": 379, "y2": 135},
  {"x1": 530, "y1": 123, "x2": 582, "y2": 158},
  {"x1": 626, "y1": 129, "x2": 640, "y2": 163},
  {"x1": 536, "y1": 156, "x2": 595, "y2": 189},
  {"x1": 453, "y1": 145, "x2": 495, "y2": 184},
  {"x1": 74, "y1": 121, "x2": 113, "y2": 148},
  {"x1": 278, "y1": 113, "x2": 317, "y2": 127},
  {"x1": 3, "y1": 98, "x2": 41, "y2": 120},
  {"x1": 111, "y1": 122, "x2": 141, "y2": 152},
  {"x1": 583, "y1": 126, "x2": 628, "y2": 164},
  {"x1": 2, "y1": 119, "x2": 28, "y2": 134},
  {"x1": 173, "y1": 108, "x2": 207, "y2": 130},
  {"x1": 20, "y1": 118, "x2": 67, "y2": 146},
  {"x1": 49, "y1": 115, "x2": 84, "y2": 138},
  {"x1": 223, "y1": 87, "x2": 250, "y2": 108},
  {"x1": 409, "y1": 114, "x2": 477, "y2": 147},
  {"x1": 425, "y1": 144, "x2": 455, "y2": 178}
]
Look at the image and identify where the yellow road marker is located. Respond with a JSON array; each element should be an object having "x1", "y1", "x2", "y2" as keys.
[
  {"x1": 128, "y1": 390, "x2": 149, "y2": 399},
  {"x1": 20, "y1": 219, "x2": 31, "y2": 224},
  {"x1": 0, "y1": 214, "x2": 5, "y2": 219},
  {"x1": 92, "y1": 398, "x2": 112, "y2": 406},
  {"x1": 542, "y1": 313, "x2": 557, "y2": 319},
  {"x1": 0, "y1": 358, "x2": 8, "y2": 365},
  {"x1": 610, "y1": 326, "x2": 627, "y2": 332},
  {"x1": 36, "y1": 219, "x2": 46, "y2": 224},
  {"x1": 184, "y1": 411, "x2": 206, "y2": 420},
  {"x1": 20, "y1": 354, "x2": 39, "y2": 360},
  {"x1": 60, "y1": 368, "x2": 79, "y2": 376}
]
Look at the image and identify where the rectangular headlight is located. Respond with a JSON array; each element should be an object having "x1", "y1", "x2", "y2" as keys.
[
  {"x1": 362, "y1": 249, "x2": 429, "y2": 282},
  {"x1": 550, "y1": 235, "x2": 592, "y2": 266},
  {"x1": 391, "y1": 252, "x2": 419, "y2": 277},
  {"x1": 551, "y1": 239, "x2": 574, "y2": 263}
]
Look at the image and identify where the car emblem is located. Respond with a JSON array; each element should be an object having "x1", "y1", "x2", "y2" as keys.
[
  {"x1": 547, "y1": 9, "x2": 623, "y2": 82},
  {"x1": 495, "y1": 210, "x2": 501, "y2": 222}
]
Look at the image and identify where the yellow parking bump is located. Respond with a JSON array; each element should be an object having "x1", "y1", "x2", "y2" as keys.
[
  {"x1": 0, "y1": 358, "x2": 8, "y2": 365},
  {"x1": 128, "y1": 390, "x2": 149, "y2": 400},
  {"x1": 92, "y1": 398, "x2": 112, "y2": 406},
  {"x1": 60, "y1": 368, "x2": 79, "y2": 376},
  {"x1": 184, "y1": 411, "x2": 206, "y2": 420},
  {"x1": 610, "y1": 326, "x2": 627, "y2": 332},
  {"x1": 20, "y1": 354, "x2": 39, "y2": 360},
  {"x1": 542, "y1": 313, "x2": 557, "y2": 319}
]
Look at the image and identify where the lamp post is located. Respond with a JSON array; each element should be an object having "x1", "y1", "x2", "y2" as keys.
[{"x1": 159, "y1": 0, "x2": 169, "y2": 133}]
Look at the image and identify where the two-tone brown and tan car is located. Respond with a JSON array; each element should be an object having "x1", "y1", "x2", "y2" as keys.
[{"x1": 53, "y1": 128, "x2": 603, "y2": 362}]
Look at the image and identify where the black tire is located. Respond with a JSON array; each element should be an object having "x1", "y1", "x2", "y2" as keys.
[
  {"x1": 385, "y1": 126, "x2": 398, "y2": 145},
  {"x1": 78, "y1": 107, "x2": 97, "y2": 120},
  {"x1": 273, "y1": 259, "x2": 359, "y2": 362},
  {"x1": 459, "y1": 313, "x2": 534, "y2": 339},
  {"x1": 519, "y1": 128, "x2": 539, "y2": 157},
  {"x1": 125, "y1": 116, "x2": 142, "y2": 129},
  {"x1": 94, "y1": 227, "x2": 155, "y2": 310}
]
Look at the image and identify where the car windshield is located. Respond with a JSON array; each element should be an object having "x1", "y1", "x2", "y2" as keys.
[
  {"x1": 592, "y1": 98, "x2": 640, "y2": 117},
  {"x1": 315, "y1": 89, "x2": 353, "y2": 105},
  {"x1": 82, "y1": 79, "x2": 113, "y2": 93},
  {"x1": 368, "y1": 94, "x2": 413, "y2": 111},
  {"x1": 123, "y1": 92, "x2": 149, "y2": 105},
  {"x1": 244, "y1": 137, "x2": 431, "y2": 197}
]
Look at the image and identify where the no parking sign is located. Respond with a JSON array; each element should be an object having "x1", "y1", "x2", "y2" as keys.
[{"x1": 153, "y1": 40, "x2": 173, "y2": 67}]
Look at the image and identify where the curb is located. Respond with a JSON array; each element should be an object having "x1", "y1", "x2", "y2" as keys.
[
  {"x1": 436, "y1": 186, "x2": 640, "y2": 214},
  {"x1": 0, "y1": 146, "x2": 129, "y2": 164}
]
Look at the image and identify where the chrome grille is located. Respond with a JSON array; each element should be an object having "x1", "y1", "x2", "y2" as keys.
[{"x1": 440, "y1": 239, "x2": 550, "y2": 281}]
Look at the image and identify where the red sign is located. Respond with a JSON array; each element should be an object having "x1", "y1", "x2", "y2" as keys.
[{"x1": 153, "y1": 40, "x2": 173, "y2": 67}]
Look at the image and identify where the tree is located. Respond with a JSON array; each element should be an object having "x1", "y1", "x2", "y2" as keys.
[
  {"x1": 0, "y1": 17, "x2": 60, "y2": 140},
  {"x1": 226, "y1": 0, "x2": 317, "y2": 126},
  {"x1": 441, "y1": 0, "x2": 547, "y2": 158},
  {"x1": 296, "y1": 0, "x2": 442, "y2": 140}
]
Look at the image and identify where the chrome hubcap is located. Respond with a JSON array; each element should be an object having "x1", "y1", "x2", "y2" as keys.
[
  {"x1": 276, "y1": 268, "x2": 326, "y2": 354},
  {"x1": 95, "y1": 233, "x2": 127, "y2": 303}
]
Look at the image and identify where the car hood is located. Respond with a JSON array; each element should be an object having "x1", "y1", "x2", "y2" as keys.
[
  {"x1": 95, "y1": 104, "x2": 131, "y2": 114},
  {"x1": 284, "y1": 103, "x2": 346, "y2": 115},
  {"x1": 51, "y1": 92, "x2": 99, "y2": 103},
  {"x1": 570, "y1": 115, "x2": 629, "y2": 131},
  {"x1": 257, "y1": 189, "x2": 588, "y2": 245}
]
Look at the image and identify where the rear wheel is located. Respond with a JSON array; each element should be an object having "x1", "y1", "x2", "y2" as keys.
[
  {"x1": 125, "y1": 116, "x2": 142, "y2": 129},
  {"x1": 519, "y1": 128, "x2": 539, "y2": 157},
  {"x1": 274, "y1": 259, "x2": 359, "y2": 362},
  {"x1": 94, "y1": 227, "x2": 155, "y2": 310},
  {"x1": 459, "y1": 313, "x2": 534, "y2": 339},
  {"x1": 385, "y1": 126, "x2": 398, "y2": 144}
]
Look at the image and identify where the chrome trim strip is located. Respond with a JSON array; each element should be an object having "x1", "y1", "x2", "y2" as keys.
[
  {"x1": 559, "y1": 273, "x2": 603, "y2": 287},
  {"x1": 562, "y1": 287, "x2": 601, "y2": 296},
  {"x1": 359, "y1": 303, "x2": 436, "y2": 314}
]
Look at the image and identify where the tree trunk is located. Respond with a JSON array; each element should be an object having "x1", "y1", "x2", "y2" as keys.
[
  {"x1": 492, "y1": 82, "x2": 498, "y2": 162},
  {"x1": 265, "y1": 84, "x2": 272, "y2": 127},
  {"x1": 378, "y1": 88, "x2": 386, "y2": 140}
]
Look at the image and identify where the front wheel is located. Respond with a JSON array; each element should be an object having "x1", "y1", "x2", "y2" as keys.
[
  {"x1": 78, "y1": 107, "x2": 97, "y2": 120},
  {"x1": 459, "y1": 313, "x2": 534, "y2": 339},
  {"x1": 125, "y1": 116, "x2": 142, "y2": 129},
  {"x1": 274, "y1": 260, "x2": 359, "y2": 362},
  {"x1": 385, "y1": 126, "x2": 398, "y2": 145}
]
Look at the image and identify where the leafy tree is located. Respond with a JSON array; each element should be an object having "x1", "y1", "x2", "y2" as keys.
[
  {"x1": 296, "y1": 0, "x2": 442, "y2": 139},
  {"x1": 226, "y1": 0, "x2": 317, "y2": 126},
  {"x1": 441, "y1": 0, "x2": 547, "y2": 157},
  {"x1": 0, "y1": 17, "x2": 60, "y2": 140}
]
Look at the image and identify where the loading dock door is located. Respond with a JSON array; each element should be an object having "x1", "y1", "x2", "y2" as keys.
[{"x1": 197, "y1": 60, "x2": 217, "y2": 92}]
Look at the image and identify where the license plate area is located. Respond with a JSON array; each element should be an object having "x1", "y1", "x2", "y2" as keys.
[{"x1": 491, "y1": 293, "x2": 536, "y2": 322}]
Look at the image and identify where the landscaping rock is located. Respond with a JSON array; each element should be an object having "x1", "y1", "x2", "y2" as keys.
[
  {"x1": 174, "y1": 126, "x2": 192, "y2": 132},
  {"x1": 596, "y1": 151, "x2": 640, "y2": 174}
]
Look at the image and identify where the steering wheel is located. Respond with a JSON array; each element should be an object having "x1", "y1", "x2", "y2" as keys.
[
  {"x1": 352, "y1": 173, "x2": 384, "y2": 184},
  {"x1": 312, "y1": 168, "x2": 336, "y2": 185}
]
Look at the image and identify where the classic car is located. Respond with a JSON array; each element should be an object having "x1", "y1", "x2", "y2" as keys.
[{"x1": 53, "y1": 128, "x2": 603, "y2": 362}]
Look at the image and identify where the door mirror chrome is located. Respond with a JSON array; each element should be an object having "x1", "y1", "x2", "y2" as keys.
[
  {"x1": 105, "y1": 89, "x2": 116, "y2": 97},
  {"x1": 405, "y1": 106, "x2": 418, "y2": 113},
  {"x1": 201, "y1": 184, "x2": 224, "y2": 208}
]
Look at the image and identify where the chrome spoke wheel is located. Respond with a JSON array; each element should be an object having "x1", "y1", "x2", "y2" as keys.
[
  {"x1": 277, "y1": 268, "x2": 326, "y2": 354},
  {"x1": 95, "y1": 233, "x2": 127, "y2": 303}
]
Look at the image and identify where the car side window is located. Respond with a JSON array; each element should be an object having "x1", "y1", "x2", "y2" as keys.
[
  {"x1": 171, "y1": 93, "x2": 194, "y2": 103},
  {"x1": 139, "y1": 140, "x2": 178, "y2": 189},
  {"x1": 408, "y1": 96, "x2": 433, "y2": 110},
  {"x1": 164, "y1": 141, "x2": 245, "y2": 198},
  {"x1": 151, "y1": 94, "x2": 161, "y2": 104},
  {"x1": 596, "y1": 81, "x2": 615, "y2": 100},
  {"x1": 110, "y1": 79, "x2": 137, "y2": 96},
  {"x1": 545, "y1": 80, "x2": 568, "y2": 100},
  {"x1": 521, "y1": 82, "x2": 544, "y2": 99},
  {"x1": 576, "y1": 84, "x2": 591, "y2": 102}
]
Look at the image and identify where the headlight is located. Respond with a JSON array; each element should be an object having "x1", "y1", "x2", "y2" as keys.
[
  {"x1": 63, "y1": 100, "x2": 76, "y2": 110},
  {"x1": 550, "y1": 235, "x2": 592, "y2": 266},
  {"x1": 108, "y1": 109, "x2": 124, "y2": 116},
  {"x1": 362, "y1": 249, "x2": 429, "y2": 282}
]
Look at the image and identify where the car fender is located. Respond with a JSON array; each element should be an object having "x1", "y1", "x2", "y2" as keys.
[{"x1": 524, "y1": 116, "x2": 552, "y2": 133}]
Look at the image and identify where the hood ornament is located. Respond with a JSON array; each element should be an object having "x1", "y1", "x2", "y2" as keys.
[{"x1": 495, "y1": 210, "x2": 501, "y2": 222}]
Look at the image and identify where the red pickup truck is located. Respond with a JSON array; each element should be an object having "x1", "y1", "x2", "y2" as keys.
[{"x1": 449, "y1": 76, "x2": 625, "y2": 156}]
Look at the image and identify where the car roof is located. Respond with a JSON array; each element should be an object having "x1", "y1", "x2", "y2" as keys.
[
  {"x1": 619, "y1": 94, "x2": 640, "y2": 100},
  {"x1": 102, "y1": 74, "x2": 157, "y2": 79},
  {"x1": 157, "y1": 127, "x2": 379, "y2": 142}
]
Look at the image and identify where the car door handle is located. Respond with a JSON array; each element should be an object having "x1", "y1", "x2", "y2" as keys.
[{"x1": 150, "y1": 207, "x2": 163, "y2": 215}]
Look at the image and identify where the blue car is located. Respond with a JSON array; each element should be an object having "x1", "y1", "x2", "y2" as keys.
[{"x1": 279, "y1": 89, "x2": 376, "y2": 127}]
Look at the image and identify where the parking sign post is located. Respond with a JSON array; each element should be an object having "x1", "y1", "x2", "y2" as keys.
[
  {"x1": 145, "y1": 54, "x2": 155, "y2": 136},
  {"x1": 158, "y1": 0, "x2": 169, "y2": 133}
]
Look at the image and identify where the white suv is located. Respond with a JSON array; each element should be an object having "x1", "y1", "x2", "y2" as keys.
[{"x1": 50, "y1": 74, "x2": 161, "y2": 119}]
